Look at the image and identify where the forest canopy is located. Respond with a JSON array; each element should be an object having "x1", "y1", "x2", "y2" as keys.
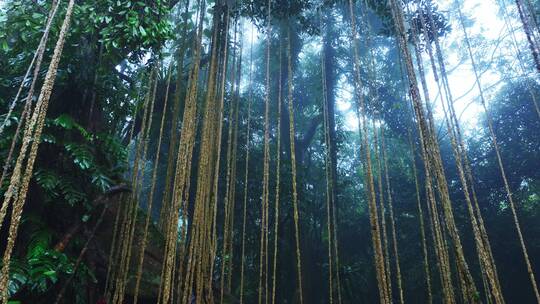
[{"x1": 0, "y1": 0, "x2": 540, "y2": 303}]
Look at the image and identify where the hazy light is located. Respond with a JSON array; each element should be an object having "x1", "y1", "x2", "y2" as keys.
[
  {"x1": 339, "y1": 0, "x2": 526, "y2": 134},
  {"x1": 427, "y1": 0, "x2": 522, "y2": 132}
]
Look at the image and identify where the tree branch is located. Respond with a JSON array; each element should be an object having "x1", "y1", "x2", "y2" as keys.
[{"x1": 53, "y1": 184, "x2": 130, "y2": 252}]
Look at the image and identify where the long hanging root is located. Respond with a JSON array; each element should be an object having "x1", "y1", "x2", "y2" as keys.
[
  {"x1": 259, "y1": 3, "x2": 272, "y2": 302},
  {"x1": 359, "y1": 5, "x2": 395, "y2": 299},
  {"x1": 414, "y1": 2, "x2": 505, "y2": 302},
  {"x1": 271, "y1": 36, "x2": 283, "y2": 304},
  {"x1": 496, "y1": 0, "x2": 540, "y2": 119},
  {"x1": 220, "y1": 17, "x2": 238, "y2": 304},
  {"x1": 226, "y1": 23, "x2": 243, "y2": 293},
  {"x1": 0, "y1": 0, "x2": 61, "y2": 139},
  {"x1": 0, "y1": 0, "x2": 61, "y2": 193},
  {"x1": 347, "y1": 1, "x2": 389, "y2": 302},
  {"x1": 177, "y1": 5, "x2": 230, "y2": 303},
  {"x1": 105, "y1": 89, "x2": 143, "y2": 300},
  {"x1": 212, "y1": 11, "x2": 233, "y2": 303},
  {"x1": 239, "y1": 25, "x2": 255, "y2": 304},
  {"x1": 321, "y1": 26, "x2": 344, "y2": 302},
  {"x1": 0, "y1": 0, "x2": 62, "y2": 228},
  {"x1": 374, "y1": 128, "x2": 393, "y2": 302},
  {"x1": 159, "y1": 0, "x2": 191, "y2": 230},
  {"x1": 397, "y1": 38, "x2": 454, "y2": 303},
  {"x1": 456, "y1": 3, "x2": 540, "y2": 301},
  {"x1": 258, "y1": 3, "x2": 275, "y2": 303},
  {"x1": 407, "y1": 130, "x2": 433, "y2": 303},
  {"x1": 407, "y1": 4, "x2": 499, "y2": 302},
  {"x1": 159, "y1": 0, "x2": 207, "y2": 302},
  {"x1": 389, "y1": 0, "x2": 481, "y2": 301},
  {"x1": 104, "y1": 194, "x2": 125, "y2": 299},
  {"x1": 320, "y1": 24, "x2": 334, "y2": 304},
  {"x1": 380, "y1": 128, "x2": 404, "y2": 304},
  {"x1": 132, "y1": 63, "x2": 174, "y2": 304},
  {"x1": 171, "y1": 2, "x2": 204, "y2": 301},
  {"x1": 111, "y1": 65, "x2": 159, "y2": 304},
  {"x1": 0, "y1": 1, "x2": 76, "y2": 300},
  {"x1": 287, "y1": 26, "x2": 305, "y2": 304},
  {"x1": 514, "y1": 0, "x2": 540, "y2": 72}
]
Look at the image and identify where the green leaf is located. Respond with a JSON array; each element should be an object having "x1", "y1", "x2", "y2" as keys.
[
  {"x1": 42, "y1": 270, "x2": 56, "y2": 277},
  {"x1": 60, "y1": 182, "x2": 86, "y2": 206},
  {"x1": 65, "y1": 143, "x2": 94, "y2": 170},
  {"x1": 139, "y1": 26, "x2": 147, "y2": 37},
  {"x1": 91, "y1": 171, "x2": 113, "y2": 192},
  {"x1": 54, "y1": 114, "x2": 76, "y2": 129},
  {"x1": 35, "y1": 170, "x2": 60, "y2": 194}
]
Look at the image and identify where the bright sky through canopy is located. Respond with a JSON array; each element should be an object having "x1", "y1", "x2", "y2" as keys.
[{"x1": 337, "y1": 0, "x2": 532, "y2": 134}]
